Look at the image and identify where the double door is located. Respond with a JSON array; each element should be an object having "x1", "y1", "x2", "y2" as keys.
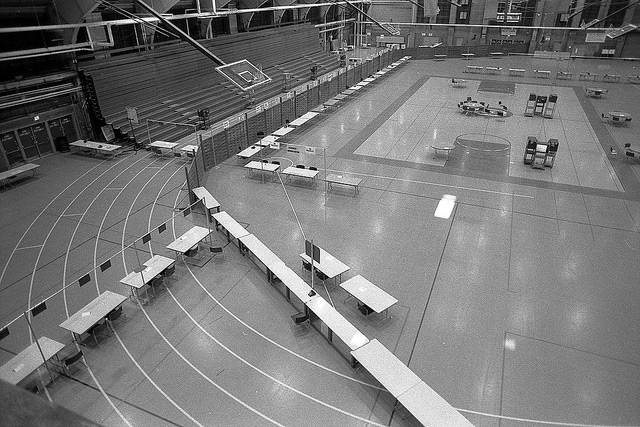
[{"x1": 1, "y1": 115, "x2": 77, "y2": 167}]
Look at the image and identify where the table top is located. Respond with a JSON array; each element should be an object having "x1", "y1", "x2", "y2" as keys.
[
  {"x1": 461, "y1": 53, "x2": 475, "y2": 57},
  {"x1": 282, "y1": 166, "x2": 319, "y2": 179},
  {"x1": 120, "y1": 255, "x2": 175, "y2": 288},
  {"x1": 431, "y1": 144, "x2": 456, "y2": 151},
  {"x1": 325, "y1": 173, "x2": 362, "y2": 186},
  {"x1": 340, "y1": 275, "x2": 398, "y2": 313},
  {"x1": 0, "y1": 337, "x2": 65, "y2": 385},
  {"x1": 586, "y1": 88, "x2": 607, "y2": 93},
  {"x1": 238, "y1": 234, "x2": 284, "y2": 269},
  {"x1": 244, "y1": 161, "x2": 280, "y2": 172},
  {"x1": 609, "y1": 111, "x2": 631, "y2": 118},
  {"x1": 300, "y1": 112, "x2": 319, "y2": 120},
  {"x1": 59, "y1": 290, "x2": 127, "y2": 335},
  {"x1": 212, "y1": 211, "x2": 250, "y2": 239},
  {"x1": 289, "y1": 117, "x2": 311, "y2": 127},
  {"x1": 192, "y1": 187, "x2": 220, "y2": 210},
  {"x1": 272, "y1": 126, "x2": 294, "y2": 136},
  {"x1": 460, "y1": 102, "x2": 484, "y2": 111},
  {"x1": 489, "y1": 52, "x2": 503, "y2": 56},
  {"x1": 256, "y1": 135, "x2": 279, "y2": 147},
  {"x1": 397, "y1": 381, "x2": 475, "y2": 427},
  {"x1": 237, "y1": 145, "x2": 263, "y2": 158},
  {"x1": 350, "y1": 339, "x2": 421, "y2": 397},
  {"x1": 166, "y1": 225, "x2": 212, "y2": 253},
  {"x1": 299, "y1": 248, "x2": 350, "y2": 279},
  {"x1": 306, "y1": 296, "x2": 369, "y2": 351},
  {"x1": 150, "y1": 140, "x2": 178, "y2": 149},
  {"x1": 0, "y1": 163, "x2": 40, "y2": 178},
  {"x1": 70, "y1": 140, "x2": 122, "y2": 152},
  {"x1": 180, "y1": 144, "x2": 198, "y2": 153},
  {"x1": 269, "y1": 263, "x2": 315, "y2": 303},
  {"x1": 324, "y1": 98, "x2": 341, "y2": 106}
]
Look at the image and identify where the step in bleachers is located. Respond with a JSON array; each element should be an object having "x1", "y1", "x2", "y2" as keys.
[{"x1": 78, "y1": 24, "x2": 340, "y2": 146}]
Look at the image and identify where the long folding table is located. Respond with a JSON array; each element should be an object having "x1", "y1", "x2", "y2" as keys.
[
  {"x1": 212, "y1": 211, "x2": 250, "y2": 248},
  {"x1": 238, "y1": 234, "x2": 285, "y2": 282},
  {"x1": 306, "y1": 296, "x2": 369, "y2": 366},
  {"x1": 166, "y1": 226, "x2": 212, "y2": 261},
  {"x1": 340, "y1": 275, "x2": 397, "y2": 318},
  {"x1": 120, "y1": 254, "x2": 175, "y2": 300},
  {"x1": 299, "y1": 247, "x2": 350, "y2": 284},
  {"x1": 59, "y1": 290, "x2": 127, "y2": 345},
  {"x1": 0, "y1": 337, "x2": 65, "y2": 388}
]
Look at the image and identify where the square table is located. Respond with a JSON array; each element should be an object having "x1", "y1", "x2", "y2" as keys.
[
  {"x1": 237, "y1": 145, "x2": 263, "y2": 159},
  {"x1": 256, "y1": 135, "x2": 279, "y2": 147},
  {"x1": 0, "y1": 337, "x2": 65, "y2": 387},
  {"x1": 59, "y1": 291, "x2": 127, "y2": 343},
  {"x1": 340, "y1": 275, "x2": 397, "y2": 318},
  {"x1": 299, "y1": 247, "x2": 350, "y2": 283},
  {"x1": 180, "y1": 144, "x2": 199, "y2": 156},
  {"x1": 325, "y1": 173, "x2": 362, "y2": 195},
  {"x1": 272, "y1": 126, "x2": 295, "y2": 137},
  {"x1": 149, "y1": 140, "x2": 178, "y2": 156}
]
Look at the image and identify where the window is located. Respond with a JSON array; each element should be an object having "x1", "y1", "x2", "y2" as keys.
[{"x1": 459, "y1": 11, "x2": 468, "y2": 20}]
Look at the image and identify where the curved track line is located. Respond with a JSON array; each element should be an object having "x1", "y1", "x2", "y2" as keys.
[
  {"x1": 163, "y1": 190, "x2": 385, "y2": 391},
  {"x1": 458, "y1": 408, "x2": 639, "y2": 427},
  {"x1": 58, "y1": 153, "x2": 155, "y2": 426},
  {"x1": 29, "y1": 155, "x2": 136, "y2": 322},
  {"x1": 62, "y1": 154, "x2": 154, "y2": 309},
  {"x1": 0, "y1": 160, "x2": 105, "y2": 288},
  {"x1": 85, "y1": 157, "x2": 192, "y2": 425},
  {"x1": 113, "y1": 328, "x2": 205, "y2": 427},
  {"x1": 164, "y1": 285, "x2": 387, "y2": 427}
]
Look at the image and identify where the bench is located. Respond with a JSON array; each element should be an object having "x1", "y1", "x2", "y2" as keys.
[
  {"x1": 192, "y1": 187, "x2": 221, "y2": 216},
  {"x1": 556, "y1": 71, "x2": 573, "y2": 80},
  {"x1": 533, "y1": 69, "x2": 551, "y2": 78},
  {"x1": 628, "y1": 75, "x2": 640, "y2": 83},
  {"x1": 603, "y1": 74, "x2": 621, "y2": 82},
  {"x1": 485, "y1": 66, "x2": 502, "y2": 75},
  {"x1": 326, "y1": 173, "x2": 362, "y2": 195},
  {"x1": 579, "y1": 72, "x2": 598, "y2": 81},
  {"x1": 465, "y1": 65, "x2": 483, "y2": 74},
  {"x1": 489, "y1": 52, "x2": 504, "y2": 58},
  {"x1": 509, "y1": 68, "x2": 526, "y2": 76},
  {"x1": 434, "y1": 54, "x2": 447, "y2": 61},
  {"x1": 0, "y1": 163, "x2": 40, "y2": 188}
]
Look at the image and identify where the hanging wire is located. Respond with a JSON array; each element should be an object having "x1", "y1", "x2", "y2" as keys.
[{"x1": 95, "y1": 0, "x2": 180, "y2": 39}]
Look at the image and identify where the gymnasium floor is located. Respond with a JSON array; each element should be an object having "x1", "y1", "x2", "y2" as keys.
[{"x1": 1, "y1": 56, "x2": 640, "y2": 427}]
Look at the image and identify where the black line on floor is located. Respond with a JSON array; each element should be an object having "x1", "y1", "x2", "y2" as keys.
[
  {"x1": 498, "y1": 331, "x2": 507, "y2": 427},
  {"x1": 406, "y1": 202, "x2": 457, "y2": 368},
  {"x1": 335, "y1": 75, "x2": 432, "y2": 159},
  {"x1": 508, "y1": 331, "x2": 640, "y2": 367},
  {"x1": 574, "y1": 86, "x2": 640, "y2": 198},
  {"x1": 60, "y1": 374, "x2": 185, "y2": 427}
]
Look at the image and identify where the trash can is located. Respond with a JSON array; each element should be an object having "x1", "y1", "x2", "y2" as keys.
[{"x1": 54, "y1": 136, "x2": 70, "y2": 153}]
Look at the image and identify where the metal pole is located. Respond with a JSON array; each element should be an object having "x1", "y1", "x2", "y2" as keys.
[
  {"x1": 22, "y1": 312, "x2": 55, "y2": 386},
  {"x1": 310, "y1": 239, "x2": 315, "y2": 290}
]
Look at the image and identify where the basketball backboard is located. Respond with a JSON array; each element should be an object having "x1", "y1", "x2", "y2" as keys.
[{"x1": 216, "y1": 59, "x2": 271, "y2": 91}]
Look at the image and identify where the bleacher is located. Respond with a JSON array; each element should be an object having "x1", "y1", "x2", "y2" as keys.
[{"x1": 78, "y1": 25, "x2": 341, "y2": 146}]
